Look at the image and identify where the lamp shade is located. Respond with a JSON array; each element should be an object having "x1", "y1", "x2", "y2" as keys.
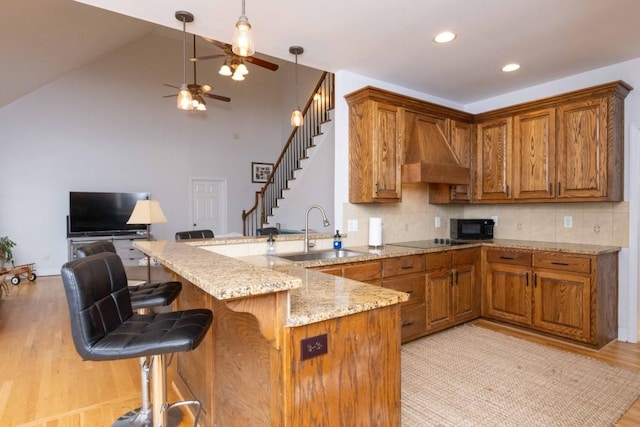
[{"x1": 127, "y1": 200, "x2": 168, "y2": 225}]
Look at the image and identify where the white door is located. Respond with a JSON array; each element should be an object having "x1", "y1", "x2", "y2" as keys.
[{"x1": 190, "y1": 178, "x2": 227, "y2": 235}]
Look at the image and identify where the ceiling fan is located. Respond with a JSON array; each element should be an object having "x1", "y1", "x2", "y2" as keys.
[
  {"x1": 164, "y1": 35, "x2": 231, "y2": 109},
  {"x1": 191, "y1": 36, "x2": 279, "y2": 81}
]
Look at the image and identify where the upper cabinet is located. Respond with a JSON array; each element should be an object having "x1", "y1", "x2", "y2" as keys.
[
  {"x1": 475, "y1": 117, "x2": 513, "y2": 201},
  {"x1": 345, "y1": 87, "x2": 474, "y2": 204},
  {"x1": 347, "y1": 96, "x2": 403, "y2": 203},
  {"x1": 345, "y1": 82, "x2": 631, "y2": 205},
  {"x1": 473, "y1": 81, "x2": 631, "y2": 204}
]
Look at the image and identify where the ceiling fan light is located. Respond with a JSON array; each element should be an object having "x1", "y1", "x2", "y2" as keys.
[
  {"x1": 177, "y1": 84, "x2": 194, "y2": 110},
  {"x1": 219, "y1": 63, "x2": 232, "y2": 76},
  {"x1": 232, "y1": 69, "x2": 245, "y2": 81},
  {"x1": 237, "y1": 62, "x2": 249, "y2": 75},
  {"x1": 291, "y1": 108, "x2": 303, "y2": 127},
  {"x1": 232, "y1": 16, "x2": 255, "y2": 57}
]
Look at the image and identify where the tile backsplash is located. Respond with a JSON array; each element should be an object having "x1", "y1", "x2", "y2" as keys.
[{"x1": 342, "y1": 186, "x2": 629, "y2": 248}]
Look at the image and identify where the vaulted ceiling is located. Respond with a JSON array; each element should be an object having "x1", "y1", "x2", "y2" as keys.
[{"x1": 3, "y1": 0, "x2": 640, "y2": 109}]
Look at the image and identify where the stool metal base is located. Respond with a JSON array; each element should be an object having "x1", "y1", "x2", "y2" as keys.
[{"x1": 112, "y1": 405, "x2": 183, "y2": 427}]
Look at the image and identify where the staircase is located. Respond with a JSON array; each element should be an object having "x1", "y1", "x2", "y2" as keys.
[{"x1": 242, "y1": 72, "x2": 335, "y2": 236}]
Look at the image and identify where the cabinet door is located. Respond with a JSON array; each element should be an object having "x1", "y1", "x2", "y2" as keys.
[
  {"x1": 484, "y1": 263, "x2": 532, "y2": 325},
  {"x1": 453, "y1": 263, "x2": 479, "y2": 322},
  {"x1": 372, "y1": 103, "x2": 402, "y2": 200},
  {"x1": 449, "y1": 120, "x2": 473, "y2": 201},
  {"x1": 533, "y1": 270, "x2": 591, "y2": 342},
  {"x1": 513, "y1": 109, "x2": 556, "y2": 200},
  {"x1": 476, "y1": 117, "x2": 513, "y2": 201},
  {"x1": 426, "y1": 269, "x2": 453, "y2": 330},
  {"x1": 556, "y1": 97, "x2": 607, "y2": 199}
]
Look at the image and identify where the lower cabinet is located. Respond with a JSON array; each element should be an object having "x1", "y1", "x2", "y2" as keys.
[
  {"x1": 426, "y1": 248, "x2": 481, "y2": 333},
  {"x1": 484, "y1": 248, "x2": 617, "y2": 347}
]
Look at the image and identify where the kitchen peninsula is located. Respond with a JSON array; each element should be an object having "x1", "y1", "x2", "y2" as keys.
[{"x1": 134, "y1": 240, "x2": 408, "y2": 427}]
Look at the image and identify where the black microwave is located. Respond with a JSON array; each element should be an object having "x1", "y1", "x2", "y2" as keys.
[{"x1": 450, "y1": 218, "x2": 495, "y2": 240}]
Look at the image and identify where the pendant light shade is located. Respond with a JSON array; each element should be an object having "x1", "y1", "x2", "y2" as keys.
[
  {"x1": 177, "y1": 84, "x2": 193, "y2": 110},
  {"x1": 290, "y1": 109, "x2": 303, "y2": 127},
  {"x1": 289, "y1": 46, "x2": 304, "y2": 127},
  {"x1": 176, "y1": 11, "x2": 194, "y2": 110},
  {"x1": 232, "y1": 0, "x2": 255, "y2": 57}
]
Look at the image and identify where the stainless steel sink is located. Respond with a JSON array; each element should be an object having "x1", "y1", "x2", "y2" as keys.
[{"x1": 276, "y1": 249, "x2": 366, "y2": 262}]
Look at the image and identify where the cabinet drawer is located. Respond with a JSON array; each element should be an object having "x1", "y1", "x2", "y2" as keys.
[
  {"x1": 400, "y1": 303, "x2": 426, "y2": 341},
  {"x1": 426, "y1": 252, "x2": 452, "y2": 271},
  {"x1": 486, "y1": 249, "x2": 532, "y2": 266},
  {"x1": 314, "y1": 266, "x2": 343, "y2": 277},
  {"x1": 533, "y1": 253, "x2": 591, "y2": 274},
  {"x1": 343, "y1": 261, "x2": 382, "y2": 282},
  {"x1": 383, "y1": 274, "x2": 425, "y2": 306},
  {"x1": 453, "y1": 248, "x2": 478, "y2": 266},
  {"x1": 383, "y1": 255, "x2": 425, "y2": 277}
]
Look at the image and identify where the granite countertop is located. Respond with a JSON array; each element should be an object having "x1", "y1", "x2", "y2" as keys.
[
  {"x1": 135, "y1": 240, "x2": 409, "y2": 327},
  {"x1": 134, "y1": 240, "x2": 302, "y2": 300},
  {"x1": 135, "y1": 238, "x2": 619, "y2": 328},
  {"x1": 272, "y1": 239, "x2": 620, "y2": 269}
]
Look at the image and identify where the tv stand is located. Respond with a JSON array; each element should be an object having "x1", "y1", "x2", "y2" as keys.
[{"x1": 67, "y1": 234, "x2": 147, "y2": 266}]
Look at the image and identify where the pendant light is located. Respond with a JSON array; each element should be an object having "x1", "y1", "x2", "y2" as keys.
[
  {"x1": 290, "y1": 46, "x2": 304, "y2": 127},
  {"x1": 232, "y1": 0, "x2": 255, "y2": 57},
  {"x1": 176, "y1": 11, "x2": 194, "y2": 110}
]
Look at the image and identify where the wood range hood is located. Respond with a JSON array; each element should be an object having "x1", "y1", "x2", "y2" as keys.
[{"x1": 401, "y1": 112, "x2": 470, "y2": 185}]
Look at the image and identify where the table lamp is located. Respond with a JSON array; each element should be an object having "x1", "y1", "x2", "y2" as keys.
[{"x1": 127, "y1": 199, "x2": 167, "y2": 285}]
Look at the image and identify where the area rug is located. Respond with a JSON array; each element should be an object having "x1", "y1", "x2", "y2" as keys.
[{"x1": 401, "y1": 325, "x2": 640, "y2": 426}]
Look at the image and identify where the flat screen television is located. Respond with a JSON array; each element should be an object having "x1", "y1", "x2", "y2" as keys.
[{"x1": 68, "y1": 191, "x2": 150, "y2": 236}]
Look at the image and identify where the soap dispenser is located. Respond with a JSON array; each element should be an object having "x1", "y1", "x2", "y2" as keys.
[
  {"x1": 266, "y1": 234, "x2": 276, "y2": 255},
  {"x1": 333, "y1": 230, "x2": 342, "y2": 250}
]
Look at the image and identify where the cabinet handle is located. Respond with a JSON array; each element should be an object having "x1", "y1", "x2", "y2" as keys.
[
  {"x1": 449, "y1": 272, "x2": 453, "y2": 286},
  {"x1": 525, "y1": 272, "x2": 529, "y2": 287},
  {"x1": 506, "y1": 184, "x2": 510, "y2": 198},
  {"x1": 558, "y1": 182, "x2": 562, "y2": 196},
  {"x1": 455, "y1": 270, "x2": 459, "y2": 284},
  {"x1": 533, "y1": 272, "x2": 537, "y2": 287},
  {"x1": 499, "y1": 256, "x2": 515, "y2": 260},
  {"x1": 375, "y1": 181, "x2": 379, "y2": 195},
  {"x1": 401, "y1": 265, "x2": 413, "y2": 270},
  {"x1": 548, "y1": 183, "x2": 552, "y2": 196},
  {"x1": 551, "y1": 262, "x2": 569, "y2": 266},
  {"x1": 402, "y1": 321, "x2": 415, "y2": 328},
  {"x1": 406, "y1": 290, "x2": 414, "y2": 296}
]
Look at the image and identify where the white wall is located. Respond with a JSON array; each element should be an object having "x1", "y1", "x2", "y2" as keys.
[{"x1": 0, "y1": 33, "x2": 323, "y2": 275}]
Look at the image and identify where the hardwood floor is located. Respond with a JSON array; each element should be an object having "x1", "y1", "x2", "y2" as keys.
[
  {"x1": 0, "y1": 275, "x2": 193, "y2": 427},
  {"x1": 1, "y1": 275, "x2": 640, "y2": 426}
]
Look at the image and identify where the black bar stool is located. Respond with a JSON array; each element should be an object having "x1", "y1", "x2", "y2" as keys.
[
  {"x1": 174, "y1": 229, "x2": 214, "y2": 240},
  {"x1": 76, "y1": 240, "x2": 183, "y2": 425},
  {"x1": 62, "y1": 252, "x2": 211, "y2": 426}
]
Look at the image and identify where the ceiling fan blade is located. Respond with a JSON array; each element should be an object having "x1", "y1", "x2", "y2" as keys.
[
  {"x1": 245, "y1": 56, "x2": 279, "y2": 71},
  {"x1": 190, "y1": 54, "x2": 226, "y2": 62},
  {"x1": 201, "y1": 36, "x2": 232, "y2": 52},
  {"x1": 163, "y1": 94, "x2": 178, "y2": 98},
  {"x1": 163, "y1": 83, "x2": 180, "y2": 90},
  {"x1": 204, "y1": 93, "x2": 231, "y2": 103}
]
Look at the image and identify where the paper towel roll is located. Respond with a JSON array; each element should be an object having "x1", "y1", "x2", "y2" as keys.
[{"x1": 369, "y1": 217, "x2": 383, "y2": 247}]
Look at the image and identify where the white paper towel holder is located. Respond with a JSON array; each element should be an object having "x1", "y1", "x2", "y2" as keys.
[{"x1": 368, "y1": 217, "x2": 383, "y2": 249}]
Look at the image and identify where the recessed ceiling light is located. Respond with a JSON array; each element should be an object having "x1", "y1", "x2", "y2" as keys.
[
  {"x1": 434, "y1": 31, "x2": 457, "y2": 44},
  {"x1": 502, "y1": 63, "x2": 521, "y2": 72}
]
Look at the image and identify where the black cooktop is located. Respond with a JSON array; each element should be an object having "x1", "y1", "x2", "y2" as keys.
[{"x1": 389, "y1": 238, "x2": 467, "y2": 249}]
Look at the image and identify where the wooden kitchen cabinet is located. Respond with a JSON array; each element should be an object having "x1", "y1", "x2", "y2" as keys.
[
  {"x1": 512, "y1": 108, "x2": 556, "y2": 200},
  {"x1": 313, "y1": 260, "x2": 382, "y2": 286},
  {"x1": 425, "y1": 248, "x2": 480, "y2": 332},
  {"x1": 382, "y1": 254, "x2": 427, "y2": 342},
  {"x1": 484, "y1": 249, "x2": 533, "y2": 326},
  {"x1": 475, "y1": 117, "x2": 513, "y2": 201},
  {"x1": 346, "y1": 94, "x2": 403, "y2": 203},
  {"x1": 484, "y1": 247, "x2": 618, "y2": 347},
  {"x1": 428, "y1": 120, "x2": 475, "y2": 203},
  {"x1": 474, "y1": 81, "x2": 631, "y2": 203}
]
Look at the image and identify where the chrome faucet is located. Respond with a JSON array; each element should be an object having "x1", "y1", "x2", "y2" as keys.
[{"x1": 304, "y1": 205, "x2": 330, "y2": 252}]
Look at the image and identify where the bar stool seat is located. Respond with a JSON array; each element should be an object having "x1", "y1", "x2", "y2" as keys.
[
  {"x1": 75, "y1": 240, "x2": 181, "y2": 310},
  {"x1": 61, "y1": 252, "x2": 212, "y2": 426}
]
